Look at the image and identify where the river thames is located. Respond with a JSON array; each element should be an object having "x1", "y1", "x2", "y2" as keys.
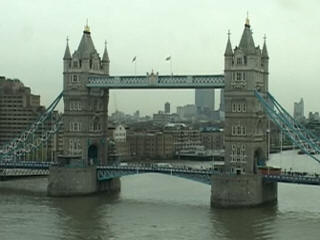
[{"x1": 1, "y1": 150, "x2": 320, "y2": 240}]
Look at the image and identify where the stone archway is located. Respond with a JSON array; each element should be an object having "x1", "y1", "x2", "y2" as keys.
[
  {"x1": 88, "y1": 144, "x2": 98, "y2": 165},
  {"x1": 253, "y1": 148, "x2": 265, "y2": 173}
]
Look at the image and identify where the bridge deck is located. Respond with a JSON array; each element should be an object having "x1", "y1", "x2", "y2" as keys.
[
  {"x1": 264, "y1": 174, "x2": 320, "y2": 185},
  {"x1": 1, "y1": 162, "x2": 320, "y2": 186}
]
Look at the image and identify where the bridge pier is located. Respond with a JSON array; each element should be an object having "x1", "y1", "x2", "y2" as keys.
[
  {"x1": 210, "y1": 174, "x2": 277, "y2": 208},
  {"x1": 47, "y1": 166, "x2": 120, "y2": 197}
]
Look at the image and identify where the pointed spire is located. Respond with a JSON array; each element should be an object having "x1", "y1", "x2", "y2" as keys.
[
  {"x1": 262, "y1": 34, "x2": 269, "y2": 58},
  {"x1": 245, "y1": 11, "x2": 250, "y2": 28},
  {"x1": 239, "y1": 15, "x2": 255, "y2": 54},
  {"x1": 102, "y1": 40, "x2": 110, "y2": 62},
  {"x1": 76, "y1": 25, "x2": 97, "y2": 59},
  {"x1": 224, "y1": 30, "x2": 233, "y2": 56},
  {"x1": 63, "y1": 37, "x2": 71, "y2": 59},
  {"x1": 84, "y1": 19, "x2": 90, "y2": 34}
]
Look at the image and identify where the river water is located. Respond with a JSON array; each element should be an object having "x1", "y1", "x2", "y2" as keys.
[{"x1": 1, "y1": 150, "x2": 320, "y2": 240}]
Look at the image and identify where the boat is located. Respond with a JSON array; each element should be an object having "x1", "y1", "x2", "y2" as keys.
[
  {"x1": 258, "y1": 166, "x2": 281, "y2": 175},
  {"x1": 297, "y1": 150, "x2": 317, "y2": 155},
  {"x1": 177, "y1": 146, "x2": 224, "y2": 161}
]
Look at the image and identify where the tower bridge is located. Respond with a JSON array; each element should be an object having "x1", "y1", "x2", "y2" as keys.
[{"x1": 1, "y1": 18, "x2": 319, "y2": 207}]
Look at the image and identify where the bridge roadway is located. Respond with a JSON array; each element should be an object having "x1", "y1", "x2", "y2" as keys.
[
  {"x1": 97, "y1": 165, "x2": 213, "y2": 184},
  {"x1": 1, "y1": 162, "x2": 320, "y2": 186}
]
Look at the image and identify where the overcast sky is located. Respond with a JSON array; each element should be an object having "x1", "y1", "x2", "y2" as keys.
[{"x1": 1, "y1": 0, "x2": 320, "y2": 116}]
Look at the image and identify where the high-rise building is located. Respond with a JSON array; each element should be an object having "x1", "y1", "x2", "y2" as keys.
[
  {"x1": 0, "y1": 77, "x2": 44, "y2": 145},
  {"x1": 0, "y1": 77, "x2": 59, "y2": 160},
  {"x1": 294, "y1": 98, "x2": 304, "y2": 122},
  {"x1": 195, "y1": 89, "x2": 215, "y2": 113},
  {"x1": 164, "y1": 102, "x2": 170, "y2": 113}
]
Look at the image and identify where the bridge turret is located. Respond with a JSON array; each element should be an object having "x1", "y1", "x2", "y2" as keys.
[
  {"x1": 63, "y1": 38, "x2": 72, "y2": 72},
  {"x1": 262, "y1": 36, "x2": 269, "y2": 90},
  {"x1": 101, "y1": 41, "x2": 110, "y2": 74},
  {"x1": 224, "y1": 30, "x2": 233, "y2": 70}
]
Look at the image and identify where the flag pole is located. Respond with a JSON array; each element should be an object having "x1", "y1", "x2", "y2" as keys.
[
  {"x1": 132, "y1": 56, "x2": 137, "y2": 75},
  {"x1": 166, "y1": 56, "x2": 172, "y2": 76}
]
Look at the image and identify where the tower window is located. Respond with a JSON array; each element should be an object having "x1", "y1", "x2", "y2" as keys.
[
  {"x1": 236, "y1": 72, "x2": 242, "y2": 81},
  {"x1": 232, "y1": 126, "x2": 236, "y2": 135},
  {"x1": 70, "y1": 122, "x2": 81, "y2": 132},
  {"x1": 70, "y1": 101, "x2": 81, "y2": 111},
  {"x1": 73, "y1": 61, "x2": 78, "y2": 68},
  {"x1": 242, "y1": 103, "x2": 246, "y2": 112},
  {"x1": 72, "y1": 75, "x2": 79, "y2": 83},
  {"x1": 237, "y1": 57, "x2": 242, "y2": 65},
  {"x1": 232, "y1": 103, "x2": 236, "y2": 112},
  {"x1": 232, "y1": 124, "x2": 246, "y2": 136},
  {"x1": 232, "y1": 102, "x2": 246, "y2": 113},
  {"x1": 242, "y1": 126, "x2": 246, "y2": 135},
  {"x1": 237, "y1": 126, "x2": 241, "y2": 135},
  {"x1": 69, "y1": 138, "x2": 81, "y2": 154},
  {"x1": 237, "y1": 104, "x2": 241, "y2": 112},
  {"x1": 244, "y1": 56, "x2": 247, "y2": 65}
]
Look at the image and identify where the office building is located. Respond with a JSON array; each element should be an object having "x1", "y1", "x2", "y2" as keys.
[{"x1": 294, "y1": 98, "x2": 304, "y2": 122}]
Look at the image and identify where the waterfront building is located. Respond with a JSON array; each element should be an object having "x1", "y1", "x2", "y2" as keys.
[
  {"x1": 176, "y1": 104, "x2": 197, "y2": 121},
  {"x1": 163, "y1": 123, "x2": 201, "y2": 154},
  {"x1": 153, "y1": 111, "x2": 171, "y2": 126},
  {"x1": 113, "y1": 124, "x2": 127, "y2": 143},
  {"x1": 107, "y1": 124, "x2": 129, "y2": 162},
  {"x1": 127, "y1": 131, "x2": 174, "y2": 160},
  {"x1": 200, "y1": 127, "x2": 224, "y2": 150}
]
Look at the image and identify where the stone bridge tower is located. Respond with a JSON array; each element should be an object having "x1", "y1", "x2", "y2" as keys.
[
  {"x1": 62, "y1": 24, "x2": 110, "y2": 165},
  {"x1": 224, "y1": 17, "x2": 269, "y2": 174},
  {"x1": 211, "y1": 18, "x2": 277, "y2": 207}
]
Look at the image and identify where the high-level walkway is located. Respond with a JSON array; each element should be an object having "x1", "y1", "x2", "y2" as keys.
[{"x1": 87, "y1": 74, "x2": 225, "y2": 89}]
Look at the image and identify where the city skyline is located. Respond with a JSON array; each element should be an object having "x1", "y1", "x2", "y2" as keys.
[{"x1": 1, "y1": 0, "x2": 320, "y2": 115}]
